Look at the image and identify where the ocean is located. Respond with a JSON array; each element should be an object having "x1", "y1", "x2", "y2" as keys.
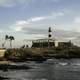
[{"x1": 1, "y1": 58, "x2": 80, "y2": 80}]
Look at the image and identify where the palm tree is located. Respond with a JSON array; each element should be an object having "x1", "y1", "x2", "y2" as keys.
[
  {"x1": 5, "y1": 35, "x2": 9, "y2": 40},
  {"x1": 2, "y1": 35, "x2": 9, "y2": 48},
  {"x1": 9, "y1": 36, "x2": 15, "y2": 48},
  {"x1": 2, "y1": 35, "x2": 15, "y2": 48}
]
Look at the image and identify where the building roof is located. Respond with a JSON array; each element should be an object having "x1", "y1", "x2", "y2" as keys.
[{"x1": 32, "y1": 38, "x2": 55, "y2": 43}]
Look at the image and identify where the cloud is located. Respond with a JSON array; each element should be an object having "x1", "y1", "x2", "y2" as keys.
[
  {"x1": 10, "y1": 16, "x2": 46, "y2": 31},
  {"x1": 16, "y1": 21, "x2": 27, "y2": 25},
  {"x1": 50, "y1": 12, "x2": 64, "y2": 19},
  {"x1": 10, "y1": 21, "x2": 27, "y2": 31},
  {"x1": 71, "y1": 16, "x2": 80, "y2": 32},
  {"x1": 0, "y1": 0, "x2": 62, "y2": 7},
  {"x1": 10, "y1": 10, "x2": 65, "y2": 32},
  {"x1": 0, "y1": 0, "x2": 16, "y2": 7},
  {"x1": 74, "y1": 17, "x2": 80, "y2": 24},
  {"x1": 28, "y1": 17, "x2": 46, "y2": 22},
  {"x1": 0, "y1": 30, "x2": 3, "y2": 33},
  {"x1": 0, "y1": 0, "x2": 33, "y2": 7},
  {"x1": 51, "y1": 0, "x2": 61, "y2": 2}
]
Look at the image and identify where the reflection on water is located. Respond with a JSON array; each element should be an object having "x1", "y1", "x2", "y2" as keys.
[{"x1": 1, "y1": 59, "x2": 80, "y2": 80}]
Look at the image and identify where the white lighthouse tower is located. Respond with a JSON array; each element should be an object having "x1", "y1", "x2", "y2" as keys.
[
  {"x1": 48, "y1": 27, "x2": 53, "y2": 48},
  {"x1": 48, "y1": 27, "x2": 52, "y2": 39}
]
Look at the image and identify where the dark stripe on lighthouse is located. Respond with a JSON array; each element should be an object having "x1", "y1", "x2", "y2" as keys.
[{"x1": 48, "y1": 27, "x2": 52, "y2": 38}]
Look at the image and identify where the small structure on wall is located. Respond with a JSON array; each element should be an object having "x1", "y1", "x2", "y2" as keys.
[{"x1": 58, "y1": 41, "x2": 73, "y2": 48}]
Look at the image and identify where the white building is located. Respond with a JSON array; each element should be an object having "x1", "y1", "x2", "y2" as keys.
[{"x1": 0, "y1": 48, "x2": 6, "y2": 57}]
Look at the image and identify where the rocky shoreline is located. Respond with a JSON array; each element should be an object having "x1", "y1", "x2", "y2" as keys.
[{"x1": 0, "y1": 61, "x2": 32, "y2": 72}]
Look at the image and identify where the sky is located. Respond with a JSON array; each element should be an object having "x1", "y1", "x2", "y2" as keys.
[{"x1": 0, "y1": 0, "x2": 80, "y2": 47}]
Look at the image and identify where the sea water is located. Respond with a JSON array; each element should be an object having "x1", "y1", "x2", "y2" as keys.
[{"x1": 1, "y1": 59, "x2": 80, "y2": 80}]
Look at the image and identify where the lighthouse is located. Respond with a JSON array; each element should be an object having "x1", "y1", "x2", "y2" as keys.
[
  {"x1": 48, "y1": 27, "x2": 52, "y2": 39},
  {"x1": 32, "y1": 27, "x2": 55, "y2": 48},
  {"x1": 48, "y1": 27, "x2": 53, "y2": 48}
]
